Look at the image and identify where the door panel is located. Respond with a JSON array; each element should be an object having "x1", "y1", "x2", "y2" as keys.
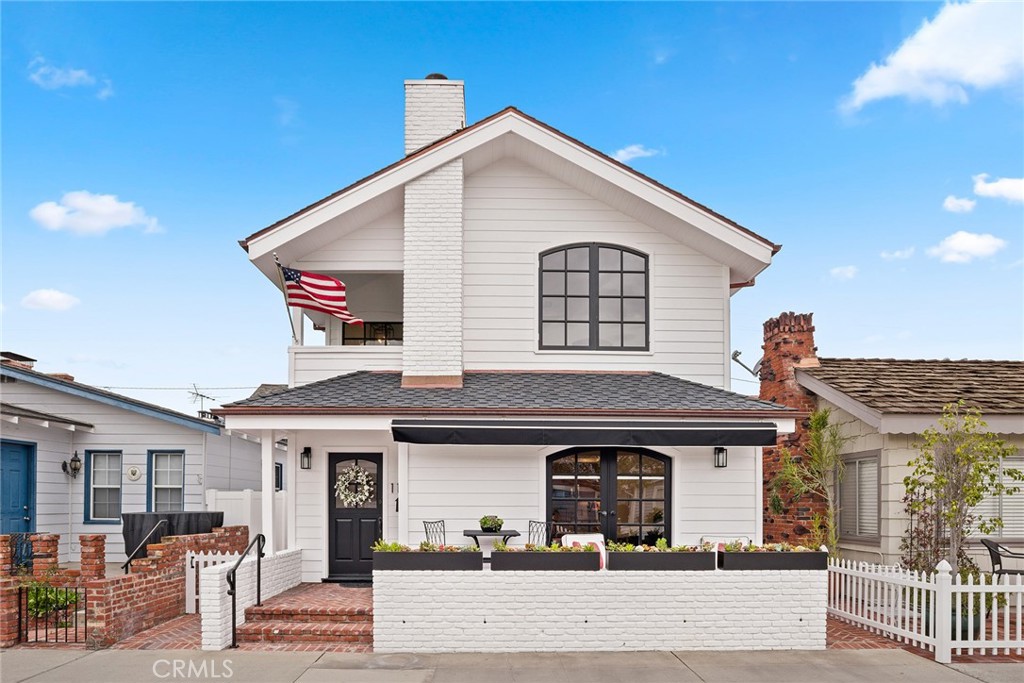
[
  {"x1": 547, "y1": 448, "x2": 670, "y2": 545},
  {"x1": 1, "y1": 442, "x2": 35, "y2": 535},
  {"x1": 327, "y1": 453, "x2": 382, "y2": 579}
]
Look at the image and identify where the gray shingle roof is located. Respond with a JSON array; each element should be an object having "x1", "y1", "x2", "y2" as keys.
[
  {"x1": 801, "y1": 358, "x2": 1024, "y2": 415},
  {"x1": 248, "y1": 383, "x2": 289, "y2": 400},
  {"x1": 221, "y1": 371, "x2": 792, "y2": 415}
]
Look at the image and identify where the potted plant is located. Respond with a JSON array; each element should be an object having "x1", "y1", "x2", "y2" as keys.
[
  {"x1": 490, "y1": 541, "x2": 600, "y2": 571},
  {"x1": 606, "y1": 538, "x2": 716, "y2": 571},
  {"x1": 372, "y1": 540, "x2": 483, "y2": 571},
  {"x1": 479, "y1": 515, "x2": 504, "y2": 532},
  {"x1": 717, "y1": 540, "x2": 827, "y2": 570}
]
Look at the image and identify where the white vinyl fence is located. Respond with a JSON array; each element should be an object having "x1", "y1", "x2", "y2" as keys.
[
  {"x1": 828, "y1": 558, "x2": 1023, "y2": 663},
  {"x1": 205, "y1": 489, "x2": 287, "y2": 551},
  {"x1": 186, "y1": 551, "x2": 240, "y2": 613}
]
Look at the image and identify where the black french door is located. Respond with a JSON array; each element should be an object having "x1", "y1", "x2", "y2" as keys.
[
  {"x1": 327, "y1": 453, "x2": 382, "y2": 580},
  {"x1": 547, "y1": 448, "x2": 670, "y2": 545}
]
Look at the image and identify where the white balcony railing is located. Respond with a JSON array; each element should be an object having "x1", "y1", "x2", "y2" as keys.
[{"x1": 289, "y1": 345, "x2": 403, "y2": 386}]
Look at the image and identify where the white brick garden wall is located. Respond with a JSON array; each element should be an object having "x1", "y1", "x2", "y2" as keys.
[
  {"x1": 199, "y1": 549, "x2": 302, "y2": 650},
  {"x1": 374, "y1": 569, "x2": 826, "y2": 652}
]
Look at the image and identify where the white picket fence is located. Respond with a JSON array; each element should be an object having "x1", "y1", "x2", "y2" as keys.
[
  {"x1": 185, "y1": 551, "x2": 239, "y2": 614},
  {"x1": 828, "y1": 558, "x2": 1023, "y2": 663}
]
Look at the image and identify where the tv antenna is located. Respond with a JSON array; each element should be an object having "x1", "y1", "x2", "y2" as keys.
[{"x1": 188, "y1": 384, "x2": 217, "y2": 412}]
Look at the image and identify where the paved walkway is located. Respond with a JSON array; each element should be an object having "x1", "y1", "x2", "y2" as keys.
[{"x1": 2, "y1": 647, "x2": 1021, "y2": 683}]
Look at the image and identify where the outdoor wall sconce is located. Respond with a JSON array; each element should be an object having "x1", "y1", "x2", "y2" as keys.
[
  {"x1": 300, "y1": 447, "x2": 312, "y2": 470},
  {"x1": 713, "y1": 447, "x2": 728, "y2": 468},
  {"x1": 62, "y1": 451, "x2": 82, "y2": 479}
]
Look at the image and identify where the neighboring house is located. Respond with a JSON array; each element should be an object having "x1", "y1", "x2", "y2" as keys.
[
  {"x1": 216, "y1": 75, "x2": 798, "y2": 583},
  {"x1": 758, "y1": 312, "x2": 1024, "y2": 567},
  {"x1": 0, "y1": 353, "x2": 274, "y2": 563}
]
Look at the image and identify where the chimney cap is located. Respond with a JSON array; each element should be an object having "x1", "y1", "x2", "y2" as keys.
[{"x1": 424, "y1": 73, "x2": 448, "y2": 80}]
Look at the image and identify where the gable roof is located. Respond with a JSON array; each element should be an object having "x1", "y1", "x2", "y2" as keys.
[
  {"x1": 0, "y1": 363, "x2": 222, "y2": 435},
  {"x1": 218, "y1": 370, "x2": 796, "y2": 419},
  {"x1": 240, "y1": 107, "x2": 780, "y2": 286}
]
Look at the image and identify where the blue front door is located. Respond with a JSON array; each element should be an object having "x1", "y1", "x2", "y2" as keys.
[{"x1": 0, "y1": 441, "x2": 36, "y2": 534}]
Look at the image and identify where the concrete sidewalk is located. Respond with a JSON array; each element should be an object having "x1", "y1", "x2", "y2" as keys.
[{"x1": 1, "y1": 648, "x2": 1021, "y2": 683}]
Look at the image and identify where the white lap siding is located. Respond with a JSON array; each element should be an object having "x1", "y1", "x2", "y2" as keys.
[
  {"x1": 406, "y1": 447, "x2": 540, "y2": 546},
  {"x1": 405, "y1": 445, "x2": 760, "y2": 548},
  {"x1": 1, "y1": 380, "x2": 246, "y2": 562},
  {"x1": 462, "y1": 157, "x2": 730, "y2": 387},
  {"x1": 1, "y1": 420, "x2": 75, "y2": 560}
]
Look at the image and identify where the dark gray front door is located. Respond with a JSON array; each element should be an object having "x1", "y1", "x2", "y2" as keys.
[{"x1": 327, "y1": 453, "x2": 382, "y2": 580}]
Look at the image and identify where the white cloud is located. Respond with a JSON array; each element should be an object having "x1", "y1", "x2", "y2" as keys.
[
  {"x1": 926, "y1": 230, "x2": 1007, "y2": 263},
  {"x1": 21, "y1": 289, "x2": 80, "y2": 311},
  {"x1": 274, "y1": 96, "x2": 299, "y2": 127},
  {"x1": 973, "y1": 173, "x2": 1024, "y2": 203},
  {"x1": 829, "y1": 265, "x2": 858, "y2": 280},
  {"x1": 841, "y1": 1, "x2": 1024, "y2": 113},
  {"x1": 881, "y1": 247, "x2": 915, "y2": 260},
  {"x1": 942, "y1": 195, "x2": 976, "y2": 213},
  {"x1": 30, "y1": 191, "x2": 162, "y2": 236},
  {"x1": 612, "y1": 144, "x2": 663, "y2": 163},
  {"x1": 28, "y1": 57, "x2": 113, "y2": 99},
  {"x1": 28, "y1": 56, "x2": 95, "y2": 90},
  {"x1": 97, "y1": 79, "x2": 114, "y2": 100},
  {"x1": 651, "y1": 48, "x2": 674, "y2": 66}
]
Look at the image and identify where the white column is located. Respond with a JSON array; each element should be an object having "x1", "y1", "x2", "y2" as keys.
[
  {"x1": 755, "y1": 446, "x2": 764, "y2": 545},
  {"x1": 398, "y1": 442, "x2": 409, "y2": 544},
  {"x1": 286, "y1": 434, "x2": 298, "y2": 551},
  {"x1": 261, "y1": 430, "x2": 276, "y2": 554}
]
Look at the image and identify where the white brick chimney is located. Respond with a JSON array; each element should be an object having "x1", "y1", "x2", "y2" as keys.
[
  {"x1": 404, "y1": 75, "x2": 465, "y2": 155},
  {"x1": 401, "y1": 75, "x2": 465, "y2": 388}
]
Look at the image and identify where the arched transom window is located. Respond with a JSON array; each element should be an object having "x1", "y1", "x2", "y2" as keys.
[{"x1": 539, "y1": 244, "x2": 648, "y2": 350}]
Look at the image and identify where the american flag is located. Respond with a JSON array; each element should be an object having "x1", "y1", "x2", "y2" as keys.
[{"x1": 280, "y1": 266, "x2": 363, "y2": 324}]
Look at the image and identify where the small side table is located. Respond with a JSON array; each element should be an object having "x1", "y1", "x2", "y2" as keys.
[{"x1": 463, "y1": 529, "x2": 521, "y2": 561}]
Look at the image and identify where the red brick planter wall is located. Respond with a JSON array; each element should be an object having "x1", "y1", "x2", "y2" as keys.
[{"x1": 0, "y1": 526, "x2": 249, "y2": 647}]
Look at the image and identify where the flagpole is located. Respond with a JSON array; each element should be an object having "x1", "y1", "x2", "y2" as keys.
[{"x1": 273, "y1": 253, "x2": 299, "y2": 343}]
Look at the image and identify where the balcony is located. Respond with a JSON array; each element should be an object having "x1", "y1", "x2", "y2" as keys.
[{"x1": 289, "y1": 273, "x2": 403, "y2": 386}]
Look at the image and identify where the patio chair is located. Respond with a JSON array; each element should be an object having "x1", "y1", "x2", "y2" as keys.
[
  {"x1": 980, "y1": 539, "x2": 1024, "y2": 578},
  {"x1": 560, "y1": 532, "x2": 606, "y2": 569},
  {"x1": 423, "y1": 520, "x2": 446, "y2": 546},
  {"x1": 527, "y1": 520, "x2": 550, "y2": 546}
]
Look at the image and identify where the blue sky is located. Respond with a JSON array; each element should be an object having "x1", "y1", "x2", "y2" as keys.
[{"x1": 3, "y1": 1, "x2": 1022, "y2": 413}]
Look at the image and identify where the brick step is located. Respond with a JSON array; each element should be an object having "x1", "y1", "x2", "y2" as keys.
[
  {"x1": 235, "y1": 620, "x2": 373, "y2": 644},
  {"x1": 244, "y1": 605, "x2": 372, "y2": 623}
]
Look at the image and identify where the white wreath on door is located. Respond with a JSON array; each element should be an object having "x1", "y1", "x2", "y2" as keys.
[{"x1": 334, "y1": 464, "x2": 374, "y2": 508}]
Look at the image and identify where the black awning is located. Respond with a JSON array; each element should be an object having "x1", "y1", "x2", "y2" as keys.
[{"x1": 391, "y1": 419, "x2": 777, "y2": 447}]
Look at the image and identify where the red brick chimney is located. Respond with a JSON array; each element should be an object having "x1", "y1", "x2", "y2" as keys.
[{"x1": 759, "y1": 312, "x2": 823, "y2": 543}]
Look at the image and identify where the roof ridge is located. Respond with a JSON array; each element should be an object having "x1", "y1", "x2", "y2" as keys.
[{"x1": 240, "y1": 106, "x2": 779, "y2": 253}]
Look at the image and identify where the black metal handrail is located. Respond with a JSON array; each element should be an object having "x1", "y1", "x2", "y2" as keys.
[
  {"x1": 226, "y1": 533, "x2": 265, "y2": 649},
  {"x1": 121, "y1": 519, "x2": 167, "y2": 574}
]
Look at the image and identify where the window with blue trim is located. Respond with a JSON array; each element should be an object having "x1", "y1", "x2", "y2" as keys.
[
  {"x1": 89, "y1": 452, "x2": 122, "y2": 521},
  {"x1": 151, "y1": 452, "x2": 184, "y2": 512}
]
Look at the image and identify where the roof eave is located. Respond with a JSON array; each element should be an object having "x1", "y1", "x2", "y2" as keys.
[{"x1": 241, "y1": 107, "x2": 780, "y2": 270}]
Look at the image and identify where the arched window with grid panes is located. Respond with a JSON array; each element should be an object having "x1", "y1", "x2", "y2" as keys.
[{"x1": 539, "y1": 243, "x2": 649, "y2": 350}]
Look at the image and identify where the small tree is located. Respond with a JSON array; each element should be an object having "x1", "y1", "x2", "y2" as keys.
[
  {"x1": 770, "y1": 408, "x2": 850, "y2": 555},
  {"x1": 903, "y1": 401, "x2": 1021, "y2": 574}
]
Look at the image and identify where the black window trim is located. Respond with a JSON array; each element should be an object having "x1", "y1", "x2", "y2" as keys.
[
  {"x1": 546, "y1": 447, "x2": 671, "y2": 544},
  {"x1": 538, "y1": 242, "x2": 650, "y2": 351},
  {"x1": 838, "y1": 450, "x2": 881, "y2": 544}
]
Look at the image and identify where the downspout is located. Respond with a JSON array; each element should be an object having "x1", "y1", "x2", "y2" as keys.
[
  {"x1": 202, "y1": 431, "x2": 208, "y2": 509},
  {"x1": 68, "y1": 447, "x2": 73, "y2": 562}
]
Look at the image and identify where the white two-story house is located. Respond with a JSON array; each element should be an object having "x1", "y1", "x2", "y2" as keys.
[{"x1": 217, "y1": 75, "x2": 798, "y2": 583}]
